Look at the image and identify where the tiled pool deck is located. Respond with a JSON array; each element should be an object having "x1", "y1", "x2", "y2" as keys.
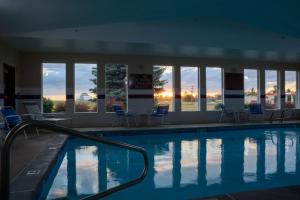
[{"x1": 1, "y1": 120, "x2": 300, "y2": 200}]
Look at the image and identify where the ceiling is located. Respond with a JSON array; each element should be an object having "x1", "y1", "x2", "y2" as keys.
[{"x1": 1, "y1": 0, "x2": 300, "y2": 61}]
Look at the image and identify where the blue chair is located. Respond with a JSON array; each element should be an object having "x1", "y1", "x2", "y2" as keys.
[
  {"x1": 150, "y1": 104, "x2": 169, "y2": 125},
  {"x1": 248, "y1": 103, "x2": 264, "y2": 120},
  {"x1": 219, "y1": 104, "x2": 235, "y2": 122},
  {"x1": 0, "y1": 107, "x2": 35, "y2": 139},
  {"x1": 112, "y1": 105, "x2": 136, "y2": 127}
]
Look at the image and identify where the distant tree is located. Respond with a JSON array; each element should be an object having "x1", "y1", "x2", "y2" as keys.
[
  {"x1": 105, "y1": 64, "x2": 127, "y2": 110},
  {"x1": 89, "y1": 66, "x2": 97, "y2": 103},
  {"x1": 153, "y1": 66, "x2": 168, "y2": 94},
  {"x1": 43, "y1": 97, "x2": 54, "y2": 113},
  {"x1": 53, "y1": 101, "x2": 66, "y2": 112}
]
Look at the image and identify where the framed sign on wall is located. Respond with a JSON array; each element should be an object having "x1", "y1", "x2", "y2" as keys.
[
  {"x1": 129, "y1": 74, "x2": 153, "y2": 89},
  {"x1": 225, "y1": 73, "x2": 244, "y2": 90}
]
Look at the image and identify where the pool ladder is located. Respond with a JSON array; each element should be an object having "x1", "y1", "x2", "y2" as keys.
[{"x1": 0, "y1": 120, "x2": 149, "y2": 200}]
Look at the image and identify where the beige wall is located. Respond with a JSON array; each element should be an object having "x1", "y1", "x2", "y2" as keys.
[{"x1": 16, "y1": 52, "x2": 300, "y2": 127}]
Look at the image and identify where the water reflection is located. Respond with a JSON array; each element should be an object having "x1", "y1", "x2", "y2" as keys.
[
  {"x1": 42, "y1": 128, "x2": 300, "y2": 200},
  {"x1": 244, "y1": 138, "x2": 257, "y2": 182},
  {"x1": 154, "y1": 142, "x2": 173, "y2": 188}
]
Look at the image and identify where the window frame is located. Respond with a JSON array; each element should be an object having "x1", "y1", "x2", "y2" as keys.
[
  {"x1": 284, "y1": 70, "x2": 298, "y2": 109},
  {"x1": 153, "y1": 65, "x2": 175, "y2": 112},
  {"x1": 73, "y1": 63, "x2": 98, "y2": 113},
  {"x1": 244, "y1": 68, "x2": 260, "y2": 108},
  {"x1": 205, "y1": 66, "x2": 224, "y2": 111},
  {"x1": 180, "y1": 66, "x2": 200, "y2": 112},
  {"x1": 41, "y1": 62, "x2": 67, "y2": 114},
  {"x1": 264, "y1": 69, "x2": 280, "y2": 110},
  {"x1": 104, "y1": 63, "x2": 128, "y2": 113}
]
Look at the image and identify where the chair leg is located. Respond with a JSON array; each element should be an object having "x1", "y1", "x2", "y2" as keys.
[
  {"x1": 23, "y1": 129, "x2": 28, "y2": 139},
  {"x1": 126, "y1": 117, "x2": 130, "y2": 127},
  {"x1": 36, "y1": 127, "x2": 40, "y2": 136},
  {"x1": 219, "y1": 112, "x2": 224, "y2": 122}
]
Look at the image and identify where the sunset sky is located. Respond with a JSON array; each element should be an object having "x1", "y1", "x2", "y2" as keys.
[{"x1": 43, "y1": 63, "x2": 296, "y2": 101}]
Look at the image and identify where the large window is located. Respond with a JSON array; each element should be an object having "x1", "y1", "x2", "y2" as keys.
[
  {"x1": 206, "y1": 67, "x2": 223, "y2": 111},
  {"x1": 244, "y1": 69, "x2": 259, "y2": 108},
  {"x1": 74, "y1": 63, "x2": 97, "y2": 112},
  {"x1": 265, "y1": 70, "x2": 278, "y2": 109},
  {"x1": 181, "y1": 67, "x2": 199, "y2": 111},
  {"x1": 285, "y1": 71, "x2": 297, "y2": 108},
  {"x1": 42, "y1": 63, "x2": 66, "y2": 113},
  {"x1": 153, "y1": 65, "x2": 174, "y2": 111},
  {"x1": 105, "y1": 64, "x2": 128, "y2": 112}
]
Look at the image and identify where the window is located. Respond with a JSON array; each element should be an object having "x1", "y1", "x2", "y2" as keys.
[
  {"x1": 74, "y1": 63, "x2": 97, "y2": 112},
  {"x1": 181, "y1": 67, "x2": 199, "y2": 111},
  {"x1": 244, "y1": 69, "x2": 259, "y2": 108},
  {"x1": 153, "y1": 65, "x2": 174, "y2": 111},
  {"x1": 105, "y1": 64, "x2": 128, "y2": 112},
  {"x1": 206, "y1": 67, "x2": 223, "y2": 111},
  {"x1": 265, "y1": 70, "x2": 279, "y2": 109},
  {"x1": 42, "y1": 63, "x2": 66, "y2": 113},
  {"x1": 285, "y1": 71, "x2": 297, "y2": 108}
]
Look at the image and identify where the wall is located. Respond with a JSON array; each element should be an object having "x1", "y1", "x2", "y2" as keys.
[
  {"x1": 0, "y1": 40, "x2": 19, "y2": 107},
  {"x1": 16, "y1": 52, "x2": 300, "y2": 127}
]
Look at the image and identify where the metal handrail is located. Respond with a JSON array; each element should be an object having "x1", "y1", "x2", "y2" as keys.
[{"x1": 0, "y1": 120, "x2": 149, "y2": 200}]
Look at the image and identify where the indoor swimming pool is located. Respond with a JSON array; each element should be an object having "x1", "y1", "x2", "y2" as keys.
[{"x1": 38, "y1": 126, "x2": 300, "y2": 199}]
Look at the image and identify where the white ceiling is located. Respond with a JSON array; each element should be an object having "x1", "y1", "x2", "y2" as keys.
[{"x1": 1, "y1": 0, "x2": 300, "y2": 61}]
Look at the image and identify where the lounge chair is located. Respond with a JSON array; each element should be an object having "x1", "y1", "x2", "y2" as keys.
[
  {"x1": 112, "y1": 104, "x2": 137, "y2": 127},
  {"x1": 0, "y1": 106, "x2": 35, "y2": 139},
  {"x1": 23, "y1": 101, "x2": 72, "y2": 124},
  {"x1": 219, "y1": 104, "x2": 235, "y2": 122},
  {"x1": 269, "y1": 109, "x2": 295, "y2": 123},
  {"x1": 248, "y1": 103, "x2": 264, "y2": 121},
  {"x1": 150, "y1": 104, "x2": 169, "y2": 125}
]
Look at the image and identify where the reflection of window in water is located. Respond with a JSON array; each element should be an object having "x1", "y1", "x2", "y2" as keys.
[
  {"x1": 75, "y1": 146, "x2": 99, "y2": 195},
  {"x1": 180, "y1": 140, "x2": 198, "y2": 186},
  {"x1": 47, "y1": 156, "x2": 68, "y2": 199},
  {"x1": 154, "y1": 142, "x2": 174, "y2": 188},
  {"x1": 285, "y1": 133, "x2": 296, "y2": 173},
  {"x1": 265, "y1": 133, "x2": 277, "y2": 175},
  {"x1": 153, "y1": 65, "x2": 175, "y2": 111},
  {"x1": 206, "y1": 139, "x2": 222, "y2": 185},
  {"x1": 244, "y1": 138, "x2": 257, "y2": 182}
]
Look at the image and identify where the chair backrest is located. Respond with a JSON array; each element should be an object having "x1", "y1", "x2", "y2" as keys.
[
  {"x1": 23, "y1": 101, "x2": 44, "y2": 120},
  {"x1": 249, "y1": 103, "x2": 263, "y2": 114},
  {"x1": 219, "y1": 104, "x2": 227, "y2": 112},
  {"x1": 155, "y1": 104, "x2": 169, "y2": 115},
  {"x1": 112, "y1": 104, "x2": 125, "y2": 116},
  {"x1": 1, "y1": 106, "x2": 16, "y2": 117},
  {"x1": 0, "y1": 107, "x2": 22, "y2": 127}
]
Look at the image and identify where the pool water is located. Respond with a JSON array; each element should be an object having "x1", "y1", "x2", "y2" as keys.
[{"x1": 39, "y1": 127, "x2": 300, "y2": 199}]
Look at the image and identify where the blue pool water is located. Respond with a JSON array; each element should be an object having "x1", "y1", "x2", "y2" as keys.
[{"x1": 39, "y1": 126, "x2": 300, "y2": 199}]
